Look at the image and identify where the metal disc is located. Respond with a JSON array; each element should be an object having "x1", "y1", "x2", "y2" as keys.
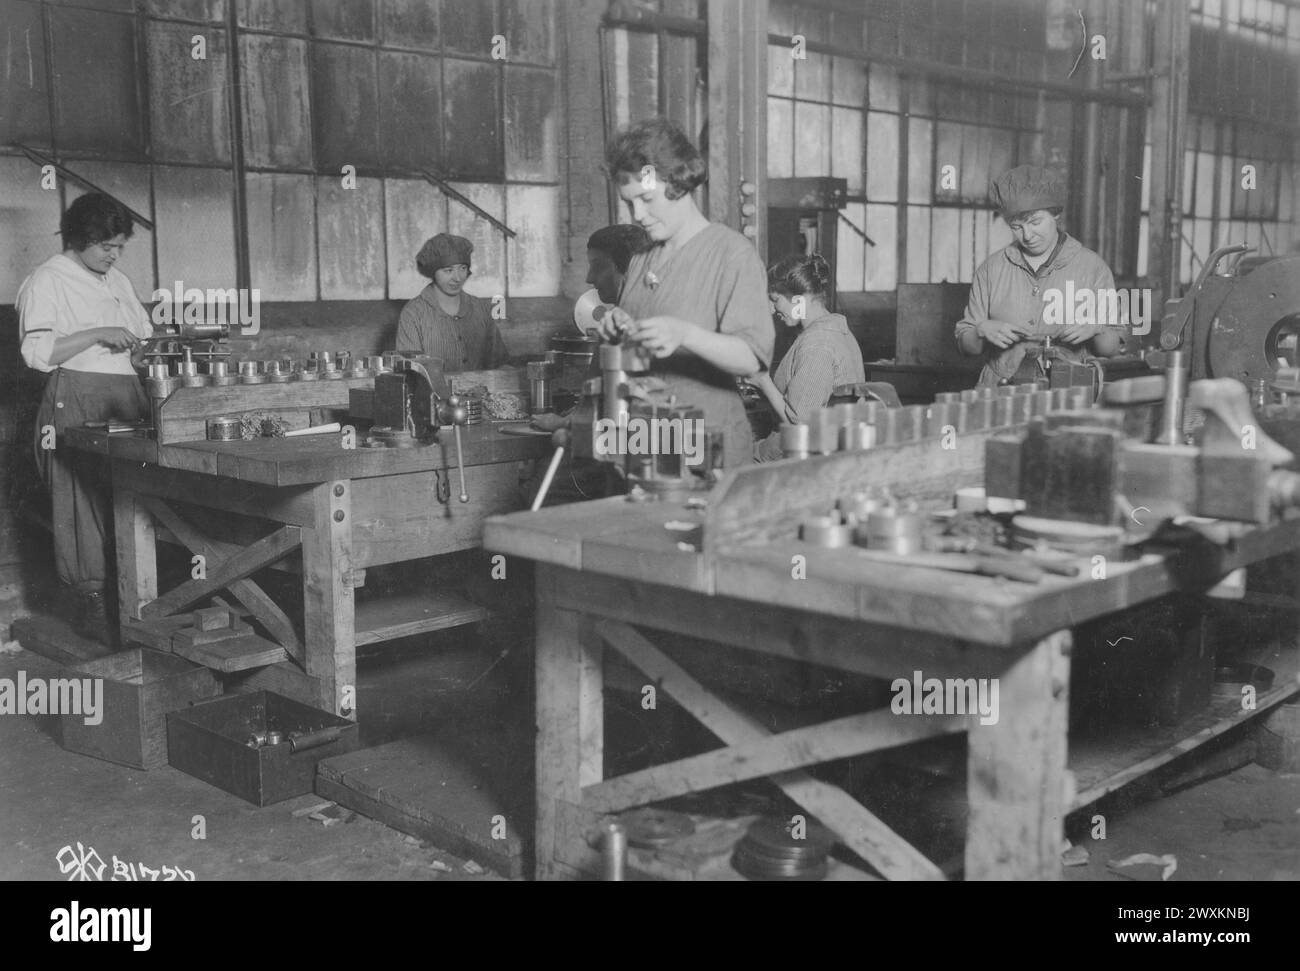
[{"x1": 620, "y1": 808, "x2": 696, "y2": 848}]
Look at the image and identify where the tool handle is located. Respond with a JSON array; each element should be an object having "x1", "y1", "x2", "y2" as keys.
[
  {"x1": 972, "y1": 554, "x2": 1043, "y2": 584},
  {"x1": 532, "y1": 445, "x2": 566, "y2": 511},
  {"x1": 453, "y1": 423, "x2": 468, "y2": 502}
]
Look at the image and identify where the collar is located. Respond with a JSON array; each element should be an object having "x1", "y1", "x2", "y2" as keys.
[
  {"x1": 800, "y1": 311, "x2": 843, "y2": 333},
  {"x1": 1004, "y1": 231, "x2": 1075, "y2": 278},
  {"x1": 419, "y1": 285, "x2": 463, "y2": 319}
]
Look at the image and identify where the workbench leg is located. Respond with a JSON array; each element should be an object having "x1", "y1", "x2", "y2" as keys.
[
  {"x1": 112, "y1": 476, "x2": 157, "y2": 627},
  {"x1": 965, "y1": 629, "x2": 1071, "y2": 880},
  {"x1": 535, "y1": 569, "x2": 603, "y2": 880},
  {"x1": 302, "y1": 480, "x2": 355, "y2": 719}
]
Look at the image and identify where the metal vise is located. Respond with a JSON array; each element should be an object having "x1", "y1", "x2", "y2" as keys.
[
  {"x1": 567, "y1": 342, "x2": 721, "y2": 497},
  {"x1": 348, "y1": 355, "x2": 470, "y2": 501}
]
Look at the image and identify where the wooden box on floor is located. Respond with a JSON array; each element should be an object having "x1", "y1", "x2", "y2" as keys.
[
  {"x1": 166, "y1": 691, "x2": 360, "y2": 806},
  {"x1": 61, "y1": 648, "x2": 221, "y2": 770}
]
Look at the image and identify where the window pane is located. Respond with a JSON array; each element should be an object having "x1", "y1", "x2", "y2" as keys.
[
  {"x1": 866, "y1": 111, "x2": 898, "y2": 202},
  {"x1": 317, "y1": 175, "x2": 385, "y2": 299},
  {"x1": 831, "y1": 108, "x2": 864, "y2": 195},
  {"x1": 767, "y1": 98, "x2": 795, "y2": 179},
  {"x1": 147, "y1": 21, "x2": 230, "y2": 165},
  {"x1": 242, "y1": 35, "x2": 313, "y2": 169},
  {"x1": 246, "y1": 173, "x2": 317, "y2": 301},
  {"x1": 508, "y1": 184, "x2": 560, "y2": 296},
  {"x1": 155, "y1": 166, "x2": 236, "y2": 292}
]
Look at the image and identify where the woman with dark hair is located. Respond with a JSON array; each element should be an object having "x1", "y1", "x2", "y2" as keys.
[
  {"x1": 955, "y1": 164, "x2": 1123, "y2": 387},
  {"x1": 596, "y1": 117, "x2": 773, "y2": 469},
  {"x1": 17, "y1": 192, "x2": 151, "y2": 641},
  {"x1": 752, "y1": 254, "x2": 866, "y2": 462}
]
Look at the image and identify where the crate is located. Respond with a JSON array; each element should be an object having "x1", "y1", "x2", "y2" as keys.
[
  {"x1": 166, "y1": 691, "x2": 360, "y2": 806},
  {"x1": 61, "y1": 648, "x2": 221, "y2": 770}
]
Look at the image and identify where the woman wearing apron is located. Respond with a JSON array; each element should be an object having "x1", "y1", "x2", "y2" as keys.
[
  {"x1": 597, "y1": 118, "x2": 773, "y2": 470},
  {"x1": 18, "y1": 193, "x2": 151, "y2": 642}
]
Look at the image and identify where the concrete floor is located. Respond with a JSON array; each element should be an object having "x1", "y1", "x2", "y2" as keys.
[{"x1": 2, "y1": 573, "x2": 1298, "y2": 882}]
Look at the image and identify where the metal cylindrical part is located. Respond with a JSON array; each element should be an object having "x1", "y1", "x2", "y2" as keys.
[
  {"x1": 839, "y1": 421, "x2": 876, "y2": 451},
  {"x1": 899, "y1": 405, "x2": 927, "y2": 442},
  {"x1": 800, "y1": 514, "x2": 853, "y2": 548},
  {"x1": 967, "y1": 398, "x2": 992, "y2": 431},
  {"x1": 959, "y1": 388, "x2": 979, "y2": 404},
  {"x1": 602, "y1": 822, "x2": 628, "y2": 881},
  {"x1": 780, "y1": 423, "x2": 810, "y2": 459},
  {"x1": 1157, "y1": 349, "x2": 1188, "y2": 445},
  {"x1": 1050, "y1": 388, "x2": 1070, "y2": 411},
  {"x1": 527, "y1": 360, "x2": 556, "y2": 413},
  {"x1": 238, "y1": 360, "x2": 265, "y2": 384},
  {"x1": 993, "y1": 396, "x2": 1016, "y2": 427},
  {"x1": 1030, "y1": 390, "x2": 1053, "y2": 417},
  {"x1": 807, "y1": 409, "x2": 839, "y2": 455},
  {"x1": 1011, "y1": 395, "x2": 1034, "y2": 423},
  {"x1": 925, "y1": 402, "x2": 954, "y2": 437},
  {"x1": 860, "y1": 508, "x2": 923, "y2": 555},
  {"x1": 380, "y1": 351, "x2": 401, "y2": 372},
  {"x1": 935, "y1": 391, "x2": 962, "y2": 404},
  {"x1": 207, "y1": 416, "x2": 242, "y2": 441},
  {"x1": 874, "y1": 407, "x2": 901, "y2": 445},
  {"x1": 335, "y1": 350, "x2": 352, "y2": 372},
  {"x1": 297, "y1": 360, "x2": 318, "y2": 381},
  {"x1": 265, "y1": 359, "x2": 290, "y2": 382},
  {"x1": 1067, "y1": 386, "x2": 1093, "y2": 410}
]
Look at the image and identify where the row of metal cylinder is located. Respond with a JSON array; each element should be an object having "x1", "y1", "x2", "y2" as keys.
[
  {"x1": 780, "y1": 382, "x2": 1096, "y2": 458},
  {"x1": 146, "y1": 350, "x2": 398, "y2": 397}
]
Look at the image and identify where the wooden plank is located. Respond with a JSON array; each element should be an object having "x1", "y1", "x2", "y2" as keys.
[
  {"x1": 139, "y1": 524, "x2": 301, "y2": 620},
  {"x1": 965, "y1": 631, "x2": 1071, "y2": 881},
  {"x1": 316, "y1": 732, "x2": 529, "y2": 879},
  {"x1": 121, "y1": 614, "x2": 199, "y2": 652},
  {"x1": 1070, "y1": 639, "x2": 1300, "y2": 810},
  {"x1": 223, "y1": 661, "x2": 323, "y2": 710},
  {"x1": 546, "y1": 567, "x2": 1005, "y2": 682},
  {"x1": 136, "y1": 496, "x2": 305, "y2": 664},
  {"x1": 302, "y1": 481, "x2": 355, "y2": 717},
  {"x1": 113, "y1": 482, "x2": 157, "y2": 624},
  {"x1": 353, "y1": 590, "x2": 489, "y2": 646},
  {"x1": 10, "y1": 616, "x2": 114, "y2": 667},
  {"x1": 584, "y1": 705, "x2": 967, "y2": 814},
  {"x1": 154, "y1": 378, "x2": 371, "y2": 445},
  {"x1": 593, "y1": 618, "x2": 946, "y2": 881},
  {"x1": 534, "y1": 571, "x2": 590, "y2": 879},
  {"x1": 704, "y1": 428, "x2": 991, "y2": 555},
  {"x1": 172, "y1": 633, "x2": 289, "y2": 673},
  {"x1": 113, "y1": 462, "x2": 315, "y2": 526},
  {"x1": 349, "y1": 462, "x2": 529, "y2": 568}
]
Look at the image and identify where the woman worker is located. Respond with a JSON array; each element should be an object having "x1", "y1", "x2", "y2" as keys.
[
  {"x1": 955, "y1": 164, "x2": 1122, "y2": 387},
  {"x1": 752, "y1": 254, "x2": 866, "y2": 462},
  {"x1": 598, "y1": 117, "x2": 773, "y2": 468},
  {"x1": 585, "y1": 223, "x2": 651, "y2": 306},
  {"x1": 397, "y1": 233, "x2": 509, "y2": 372},
  {"x1": 18, "y1": 193, "x2": 152, "y2": 642}
]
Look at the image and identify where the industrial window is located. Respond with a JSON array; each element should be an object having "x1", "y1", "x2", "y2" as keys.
[
  {"x1": 1140, "y1": 0, "x2": 1300, "y2": 285},
  {"x1": 766, "y1": 0, "x2": 1057, "y2": 293},
  {"x1": 0, "y1": 0, "x2": 562, "y2": 302}
]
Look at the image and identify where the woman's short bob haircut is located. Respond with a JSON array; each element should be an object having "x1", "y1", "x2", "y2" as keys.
[
  {"x1": 1005, "y1": 205, "x2": 1064, "y2": 225},
  {"x1": 768, "y1": 253, "x2": 832, "y2": 301},
  {"x1": 604, "y1": 117, "x2": 707, "y2": 201},
  {"x1": 61, "y1": 193, "x2": 135, "y2": 252}
]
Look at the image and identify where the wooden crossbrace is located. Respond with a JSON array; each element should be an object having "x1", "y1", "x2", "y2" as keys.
[
  {"x1": 136, "y1": 496, "x2": 305, "y2": 666},
  {"x1": 591, "y1": 619, "x2": 948, "y2": 881}
]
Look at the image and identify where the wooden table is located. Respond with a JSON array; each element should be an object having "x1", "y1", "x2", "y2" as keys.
[
  {"x1": 485, "y1": 432, "x2": 1300, "y2": 880},
  {"x1": 65, "y1": 424, "x2": 548, "y2": 718}
]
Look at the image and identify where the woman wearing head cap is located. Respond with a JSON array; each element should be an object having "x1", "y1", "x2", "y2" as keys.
[
  {"x1": 396, "y1": 233, "x2": 509, "y2": 372},
  {"x1": 596, "y1": 118, "x2": 773, "y2": 468},
  {"x1": 955, "y1": 165, "x2": 1122, "y2": 387}
]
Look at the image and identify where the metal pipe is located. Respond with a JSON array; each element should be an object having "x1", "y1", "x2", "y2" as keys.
[
  {"x1": 601, "y1": 822, "x2": 628, "y2": 881},
  {"x1": 1157, "y1": 349, "x2": 1188, "y2": 445}
]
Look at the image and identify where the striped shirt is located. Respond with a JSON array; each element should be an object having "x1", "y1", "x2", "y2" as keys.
[
  {"x1": 396, "y1": 286, "x2": 509, "y2": 372},
  {"x1": 755, "y1": 312, "x2": 865, "y2": 461}
]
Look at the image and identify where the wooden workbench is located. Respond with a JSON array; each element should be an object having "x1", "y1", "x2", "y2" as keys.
[
  {"x1": 65, "y1": 423, "x2": 549, "y2": 718},
  {"x1": 485, "y1": 432, "x2": 1300, "y2": 880}
]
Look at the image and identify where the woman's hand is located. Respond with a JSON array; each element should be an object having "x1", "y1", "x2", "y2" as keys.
[
  {"x1": 598, "y1": 306, "x2": 634, "y2": 343},
  {"x1": 96, "y1": 326, "x2": 141, "y2": 352},
  {"x1": 1058, "y1": 324, "x2": 1102, "y2": 345},
  {"x1": 975, "y1": 320, "x2": 1031, "y2": 349},
  {"x1": 627, "y1": 316, "x2": 688, "y2": 358},
  {"x1": 530, "y1": 412, "x2": 570, "y2": 433}
]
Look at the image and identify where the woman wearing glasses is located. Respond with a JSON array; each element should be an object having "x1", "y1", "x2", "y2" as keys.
[{"x1": 17, "y1": 192, "x2": 151, "y2": 642}]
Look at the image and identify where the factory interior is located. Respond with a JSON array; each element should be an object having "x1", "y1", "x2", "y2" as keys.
[{"x1": 1, "y1": 0, "x2": 1299, "y2": 893}]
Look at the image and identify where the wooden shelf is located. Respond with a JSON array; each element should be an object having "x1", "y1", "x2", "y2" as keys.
[
  {"x1": 354, "y1": 590, "x2": 489, "y2": 647},
  {"x1": 1069, "y1": 638, "x2": 1300, "y2": 810}
]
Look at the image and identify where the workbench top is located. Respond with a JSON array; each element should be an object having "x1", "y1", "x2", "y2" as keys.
[
  {"x1": 485, "y1": 495, "x2": 1300, "y2": 648},
  {"x1": 62, "y1": 423, "x2": 550, "y2": 486}
]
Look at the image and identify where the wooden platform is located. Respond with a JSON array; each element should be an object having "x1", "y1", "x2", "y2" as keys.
[
  {"x1": 10, "y1": 615, "x2": 114, "y2": 667},
  {"x1": 354, "y1": 590, "x2": 489, "y2": 647},
  {"x1": 316, "y1": 730, "x2": 531, "y2": 878}
]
